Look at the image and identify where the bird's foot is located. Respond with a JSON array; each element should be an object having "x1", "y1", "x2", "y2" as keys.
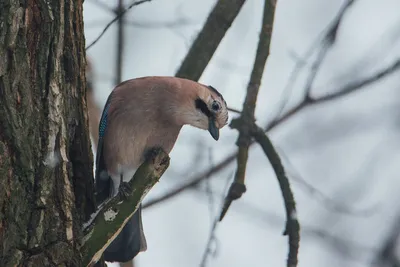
[
  {"x1": 144, "y1": 146, "x2": 163, "y2": 161},
  {"x1": 118, "y1": 182, "x2": 131, "y2": 200}
]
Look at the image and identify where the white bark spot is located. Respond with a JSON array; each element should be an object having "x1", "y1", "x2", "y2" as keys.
[
  {"x1": 104, "y1": 208, "x2": 118, "y2": 222},
  {"x1": 43, "y1": 150, "x2": 60, "y2": 168},
  {"x1": 290, "y1": 210, "x2": 298, "y2": 221}
]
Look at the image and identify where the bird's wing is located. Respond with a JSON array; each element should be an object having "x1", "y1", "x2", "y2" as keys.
[
  {"x1": 95, "y1": 92, "x2": 114, "y2": 205},
  {"x1": 94, "y1": 91, "x2": 148, "y2": 264}
]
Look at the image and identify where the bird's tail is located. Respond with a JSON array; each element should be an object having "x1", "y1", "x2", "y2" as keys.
[{"x1": 103, "y1": 204, "x2": 147, "y2": 263}]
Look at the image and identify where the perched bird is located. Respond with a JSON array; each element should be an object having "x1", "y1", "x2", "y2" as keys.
[{"x1": 94, "y1": 76, "x2": 229, "y2": 266}]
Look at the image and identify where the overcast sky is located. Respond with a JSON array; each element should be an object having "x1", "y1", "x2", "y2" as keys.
[{"x1": 83, "y1": 0, "x2": 400, "y2": 266}]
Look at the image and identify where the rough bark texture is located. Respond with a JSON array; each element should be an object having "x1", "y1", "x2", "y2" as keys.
[{"x1": 0, "y1": 1, "x2": 95, "y2": 266}]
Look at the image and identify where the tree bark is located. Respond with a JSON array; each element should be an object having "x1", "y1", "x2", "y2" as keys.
[{"x1": 0, "y1": 1, "x2": 95, "y2": 266}]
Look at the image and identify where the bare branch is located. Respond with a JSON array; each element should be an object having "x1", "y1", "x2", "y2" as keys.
[
  {"x1": 371, "y1": 213, "x2": 400, "y2": 267},
  {"x1": 86, "y1": 0, "x2": 152, "y2": 50},
  {"x1": 80, "y1": 150, "x2": 170, "y2": 266},
  {"x1": 115, "y1": 0, "x2": 126, "y2": 85},
  {"x1": 199, "y1": 173, "x2": 232, "y2": 267},
  {"x1": 143, "y1": 152, "x2": 236, "y2": 209},
  {"x1": 88, "y1": 0, "x2": 115, "y2": 14},
  {"x1": 302, "y1": 0, "x2": 356, "y2": 95},
  {"x1": 219, "y1": 0, "x2": 276, "y2": 221},
  {"x1": 278, "y1": 147, "x2": 377, "y2": 216},
  {"x1": 266, "y1": 56, "x2": 400, "y2": 131},
  {"x1": 175, "y1": 0, "x2": 247, "y2": 80},
  {"x1": 144, "y1": 56, "x2": 400, "y2": 211},
  {"x1": 227, "y1": 107, "x2": 242, "y2": 114},
  {"x1": 274, "y1": 0, "x2": 356, "y2": 120},
  {"x1": 251, "y1": 125, "x2": 299, "y2": 267}
]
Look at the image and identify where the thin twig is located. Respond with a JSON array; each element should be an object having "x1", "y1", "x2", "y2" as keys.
[
  {"x1": 273, "y1": 0, "x2": 356, "y2": 120},
  {"x1": 193, "y1": 187, "x2": 376, "y2": 262},
  {"x1": 266, "y1": 57, "x2": 400, "y2": 131},
  {"x1": 219, "y1": 0, "x2": 276, "y2": 221},
  {"x1": 143, "y1": 56, "x2": 400, "y2": 210},
  {"x1": 371, "y1": 213, "x2": 400, "y2": 267},
  {"x1": 251, "y1": 125, "x2": 299, "y2": 267},
  {"x1": 86, "y1": 0, "x2": 152, "y2": 50},
  {"x1": 115, "y1": 0, "x2": 125, "y2": 85},
  {"x1": 143, "y1": 152, "x2": 236, "y2": 209},
  {"x1": 277, "y1": 147, "x2": 377, "y2": 216},
  {"x1": 227, "y1": 107, "x2": 241, "y2": 114},
  {"x1": 302, "y1": 0, "x2": 356, "y2": 95},
  {"x1": 88, "y1": 0, "x2": 115, "y2": 13},
  {"x1": 199, "y1": 173, "x2": 233, "y2": 267}
]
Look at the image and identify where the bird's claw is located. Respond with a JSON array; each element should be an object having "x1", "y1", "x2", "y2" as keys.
[
  {"x1": 145, "y1": 146, "x2": 163, "y2": 161},
  {"x1": 118, "y1": 182, "x2": 131, "y2": 200}
]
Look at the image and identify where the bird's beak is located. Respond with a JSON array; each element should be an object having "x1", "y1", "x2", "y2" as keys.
[{"x1": 208, "y1": 118, "x2": 219, "y2": 141}]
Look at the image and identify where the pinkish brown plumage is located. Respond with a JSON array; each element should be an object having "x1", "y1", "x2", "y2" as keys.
[{"x1": 94, "y1": 76, "x2": 228, "y2": 265}]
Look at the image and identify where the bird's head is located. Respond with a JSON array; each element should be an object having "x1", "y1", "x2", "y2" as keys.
[{"x1": 188, "y1": 85, "x2": 229, "y2": 141}]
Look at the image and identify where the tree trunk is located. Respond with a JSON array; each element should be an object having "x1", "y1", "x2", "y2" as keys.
[{"x1": 0, "y1": 1, "x2": 95, "y2": 266}]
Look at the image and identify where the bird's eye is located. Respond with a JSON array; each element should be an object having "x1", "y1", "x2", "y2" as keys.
[{"x1": 211, "y1": 101, "x2": 220, "y2": 111}]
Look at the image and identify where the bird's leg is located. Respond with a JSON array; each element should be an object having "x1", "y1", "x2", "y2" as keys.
[
  {"x1": 118, "y1": 173, "x2": 131, "y2": 200},
  {"x1": 144, "y1": 146, "x2": 163, "y2": 161}
]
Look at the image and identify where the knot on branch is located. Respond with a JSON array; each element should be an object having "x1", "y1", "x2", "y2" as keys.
[
  {"x1": 219, "y1": 182, "x2": 247, "y2": 221},
  {"x1": 226, "y1": 181, "x2": 247, "y2": 201},
  {"x1": 230, "y1": 118, "x2": 256, "y2": 147}
]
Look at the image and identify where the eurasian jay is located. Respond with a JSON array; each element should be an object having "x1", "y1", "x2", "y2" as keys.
[{"x1": 94, "y1": 76, "x2": 229, "y2": 265}]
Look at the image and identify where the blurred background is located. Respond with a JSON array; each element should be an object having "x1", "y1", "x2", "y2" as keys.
[{"x1": 83, "y1": 0, "x2": 400, "y2": 266}]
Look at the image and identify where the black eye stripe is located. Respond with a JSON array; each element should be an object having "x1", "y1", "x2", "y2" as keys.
[{"x1": 195, "y1": 98, "x2": 212, "y2": 118}]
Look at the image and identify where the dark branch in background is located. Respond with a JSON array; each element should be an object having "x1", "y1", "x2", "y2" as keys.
[
  {"x1": 251, "y1": 125, "x2": 299, "y2": 267},
  {"x1": 143, "y1": 152, "x2": 236, "y2": 209},
  {"x1": 143, "y1": 55, "x2": 400, "y2": 212},
  {"x1": 199, "y1": 173, "x2": 233, "y2": 267},
  {"x1": 227, "y1": 107, "x2": 242, "y2": 114},
  {"x1": 89, "y1": 0, "x2": 115, "y2": 13},
  {"x1": 371, "y1": 213, "x2": 400, "y2": 267},
  {"x1": 141, "y1": 0, "x2": 250, "y2": 211},
  {"x1": 175, "y1": 0, "x2": 247, "y2": 81},
  {"x1": 219, "y1": 0, "x2": 276, "y2": 221},
  {"x1": 278, "y1": 148, "x2": 377, "y2": 216},
  {"x1": 86, "y1": 0, "x2": 152, "y2": 50},
  {"x1": 272, "y1": 0, "x2": 356, "y2": 121},
  {"x1": 265, "y1": 56, "x2": 400, "y2": 131},
  {"x1": 193, "y1": 187, "x2": 376, "y2": 262},
  {"x1": 115, "y1": 0, "x2": 125, "y2": 85},
  {"x1": 301, "y1": 0, "x2": 356, "y2": 95},
  {"x1": 80, "y1": 150, "x2": 170, "y2": 266}
]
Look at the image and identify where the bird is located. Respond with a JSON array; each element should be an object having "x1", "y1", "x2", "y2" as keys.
[{"x1": 94, "y1": 76, "x2": 229, "y2": 266}]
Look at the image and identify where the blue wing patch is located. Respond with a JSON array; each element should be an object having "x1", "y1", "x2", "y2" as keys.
[
  {"x1": 99, "y1": 101, "x2": 111, "y2": 139},
  {"x1": 95, "y1": 92, "x2": 114, "y2": 204}
]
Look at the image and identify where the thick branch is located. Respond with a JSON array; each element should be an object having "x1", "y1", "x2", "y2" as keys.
[
  {"x1": 219, "y1": 0, "x2": 276, "y2": 220},
  {"x1": 80, "y1": 150, "x2": 170, "y2": 266},
  {"x1": 175, "y1": 0, "x2": 246, "y2": 80},
  {"x1": 251, "y1": 125, "x2": 300, "y2": 267}
]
